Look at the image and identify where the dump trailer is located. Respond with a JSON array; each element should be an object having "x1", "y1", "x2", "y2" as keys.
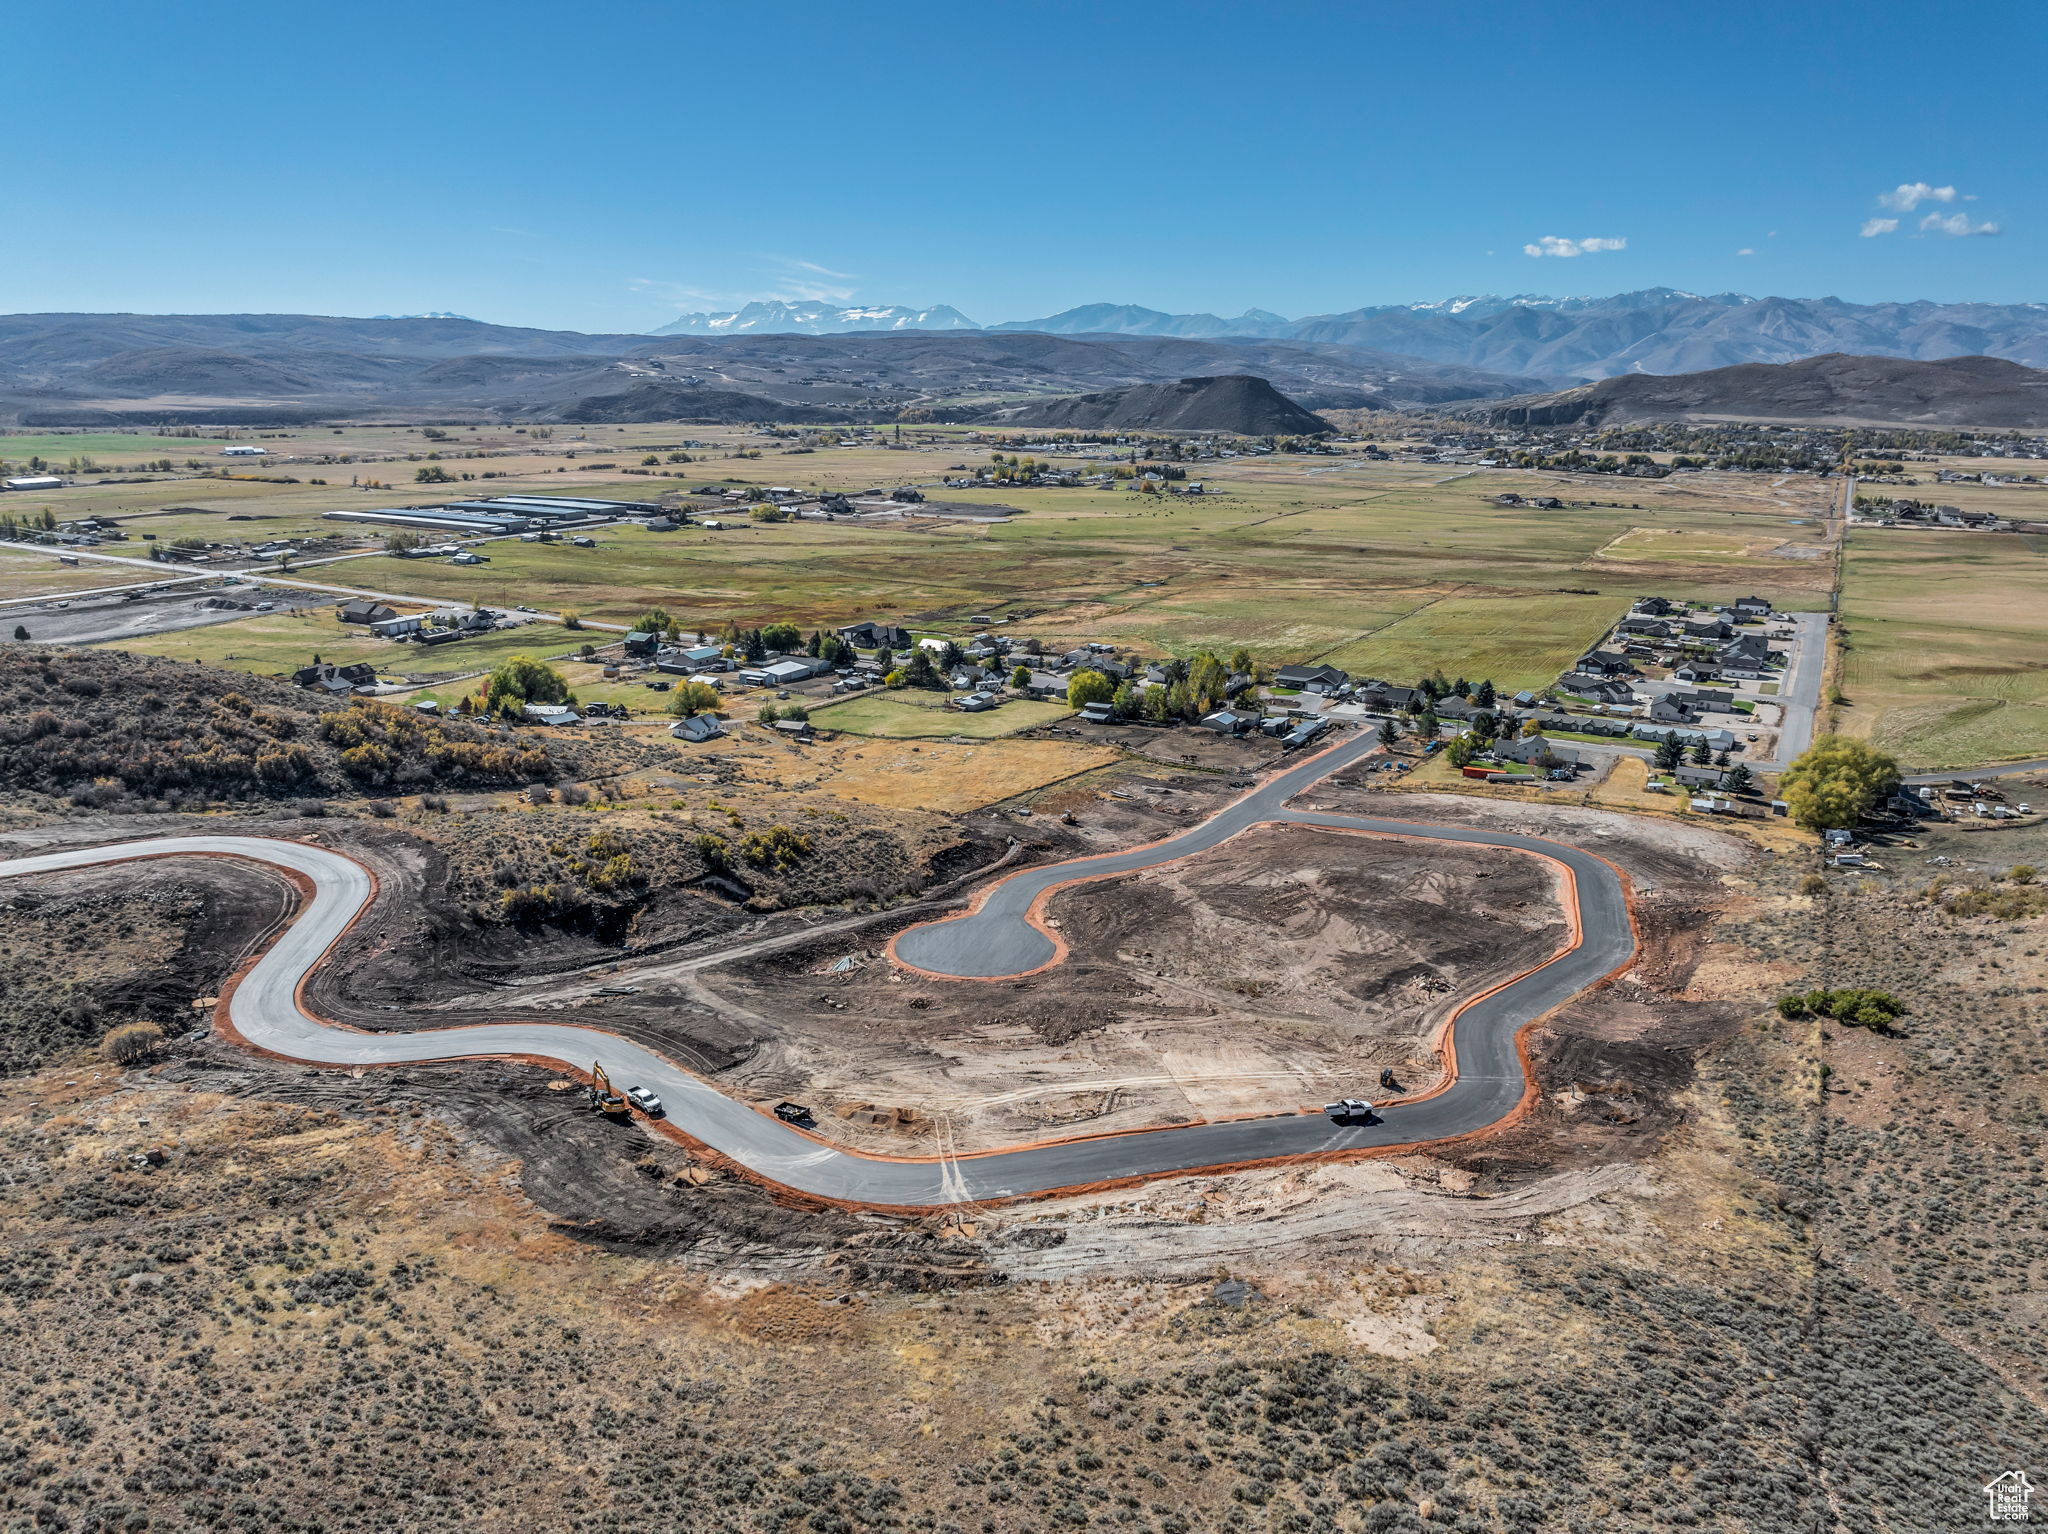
[{"x1": 588, "y1": 1062, "x2": 629, "y2": 1118}]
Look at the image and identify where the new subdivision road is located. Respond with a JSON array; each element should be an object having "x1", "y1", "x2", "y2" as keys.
[{"x1": 0, "y1": 734, "x2": 1636, "y2": 1209}]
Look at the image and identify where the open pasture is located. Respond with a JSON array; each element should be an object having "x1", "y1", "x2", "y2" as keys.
[{"x1": 1838, "y1": 528, "x2": 2048, "y2": 769}]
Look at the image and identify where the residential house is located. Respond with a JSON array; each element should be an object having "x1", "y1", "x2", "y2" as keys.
[
  {"x1": 1078, "y1": 700, "x2": 1118, "y2": 725},
  {"x1": 1282, "y1": 718, "x2": 1329, "y2": 749},
  {"x1": 1670, "y1": 661, "x2": 1720, "y2": 684},
  {"x1": 1682, "y1": 617, "x2": 1734, "y2": 642},
  {"x1": 337, "y1": 599, "x2": 396, "y2": 625},
  {"x1": 521, "y1": 704, "x2": 583, "y2": 726},
  {"x1": 623, "y1": 630, "x2": 659, "y2": 657},
  {"x1": 949, "y1": 665, "x2": 990, "y2": 690},
  {"x1": 1200, "y1": 709, "x2": 1256, "y2": 735},
  {"x1": 1632, "y1": 596, "x2": 1675, "y2": 617},
  {"x1": 1494, "y1": 736, "x2": 1579, "y2": 769},
  {"x1": 1675, "y1": 688, "x2": 1736, "y2": 711},
  {"x1": 740, "y1": 656, "x2": 832, "y2": 687},
  {"x1": 655, "y1": 644, "x2": 729, "y2": 675},
  {"x1": 669, "y1": 714, "x2": 724, "y2": 743},
  {"x1": 1719, "y1": 633, "x2": 1774, "y2": 669},
  {"x1": 291, "y1": 661, "x2": 376, "y2": 693},
  {"x1": 1017, "y1": 670, "x2": 1067, "y2": 700},
  {"x1": 1647, "y1": 696, "x2": 1701, "y2": 726},
  {"x1": 1559, "y1": 672, "x2": 1635, "y2": 706},
  {"x1": 1618, "y1": 617, "x2": 1672, "y2": 639},
  {"x1": 1576, "y1": 649, "x2": 1635, "y2": 676},
  {"x1": 1674, "y1": 764, "x2": 1727, "y2": 791},
  {"x1": 1732, "y1": 595, "x2": 1773, "y2": 617},
  {"x1": 1274, "y1": 663, "x2": 1349, "y2": 693},
  {"x1": 837, "y1": 620, "x2": 911, "y2": 650}
]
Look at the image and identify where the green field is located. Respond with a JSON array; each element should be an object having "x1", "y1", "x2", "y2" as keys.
[
  {"x1": 1839, "y1": 528, "x2": 2048, "y2": 769},
  {"x1": 114, "y1": 608, "x2": 576, "y2": 680},
  {"x1": 1316, "y1": 591, "x2": 1628, "y2": 693},
  {"x1": 807, "y1": 691, "x2": 1071, "y2": 739},
  {"x1": 1, "y1": 426, "x2": 1855, "y2": 706},
  {"x1": 0, "y1": 432, "x2": 242, "y2": 462}
]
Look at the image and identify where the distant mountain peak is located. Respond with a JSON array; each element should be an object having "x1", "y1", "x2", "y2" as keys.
[{"x1": 371, "y1": 312, "x2": 475, "y2": 320}]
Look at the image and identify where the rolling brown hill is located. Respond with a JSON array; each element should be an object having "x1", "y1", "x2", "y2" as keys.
[
  {"x1": 1457, "y1": 353, "x2": 2048, "y2": 429},
  {"x1": 972, "y1": 374, "x2": 1335, "y2": 434}
]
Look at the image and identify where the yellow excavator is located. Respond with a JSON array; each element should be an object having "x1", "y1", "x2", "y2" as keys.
[{"x1": 588, "y1": 1062, "x2": 629, "y2": 1119}]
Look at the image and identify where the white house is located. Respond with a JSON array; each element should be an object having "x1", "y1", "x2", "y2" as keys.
[{"x1": 220, "y1": 445, "x2": 269, "y2": 457}]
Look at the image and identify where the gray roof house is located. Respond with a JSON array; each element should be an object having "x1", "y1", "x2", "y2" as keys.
[
  {"x1": 1200, "y1": 708, "x2": 1256, "y2": 735},
  {"x1": 837, "y1": 621, "x2": 911, "y2": 649},
  {"x1": 670, "y1": 713, "x2": 724, "y2": 743},
  {"x1": 1494, "y1": 736, "x2": 1579, "y2": 768},
  {"x1": 521, "y1": 704, "x2": 583, "y2": 726},
  {"x1": 1560, "y1": 673, "x2": 1634, "y2": 705},
  {"x1": 1274, "y1": 663, "x2": 1349, "y2": 693},
  {"x1": 338, "y1": 599, "x2": 396, "y2": 625}
]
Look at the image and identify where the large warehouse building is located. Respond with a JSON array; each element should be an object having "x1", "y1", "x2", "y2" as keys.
[{"x1": 322, "y1": 494, "x2": 664, "y2": 537}]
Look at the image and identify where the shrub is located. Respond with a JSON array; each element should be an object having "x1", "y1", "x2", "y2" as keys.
[
  {"x1": 738, "y1": 825, "x2": 811, "y2": 872},
  {"x1": 1774, "y1": 988, "x2": 1905, "y2": 1032},
  {"x1": 102, "y1": 1021, "x2": 165, "y2": 1065},
  {"x1": 1798, "y1": 874, "x2": 1827, "y2": 897}
]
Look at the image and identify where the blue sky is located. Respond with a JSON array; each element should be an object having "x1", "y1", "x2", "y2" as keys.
[{"x1": 4, "y1": 0, "x2": 2039, "y2": 332}]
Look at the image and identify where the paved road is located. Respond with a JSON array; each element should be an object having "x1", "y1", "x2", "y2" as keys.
[
  {"x1": 1758, "y1": 610, "x2": 1829, "y2": 770},
  {"x1": 1903, "y1": 760, "x2": 2048, "y2": 786},
  {"x1": 0, "y1": 750, "x2": 1635, "y2": 1207}
]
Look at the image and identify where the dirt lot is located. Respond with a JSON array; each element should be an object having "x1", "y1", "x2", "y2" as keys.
[{"x1": 694, "y1": 822, "x2": 1569, "y2": 1150}]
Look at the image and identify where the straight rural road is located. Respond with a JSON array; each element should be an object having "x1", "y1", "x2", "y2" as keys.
[{"x1": 0, "y1": 736, "x2": 1637, "y2": 1208}]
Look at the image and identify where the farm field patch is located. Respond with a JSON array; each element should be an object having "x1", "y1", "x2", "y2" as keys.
[
  {"x1": 114, "y1": 607, "x2": 574, "y2": 680},
  {"x1": 1838, "y1": 528, "x2": 2048, "y2": 768},
  {"x1": 1318, "y1": 591, "x2": 1628, "y2": 692},
  {"x1": 0, "y1": 554, "x2": 164, "y2": 602},
  {"x1": 807, "y1": 691, "x2": 1071, "y2": 738}
]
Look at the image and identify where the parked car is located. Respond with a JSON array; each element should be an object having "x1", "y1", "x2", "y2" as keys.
[{"x1": 626, "y1": 1086, "x2": 664, "y2": 1117}]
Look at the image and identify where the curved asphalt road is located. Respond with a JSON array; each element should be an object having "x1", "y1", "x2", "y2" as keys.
[{"x1": 0, "y1": 738, "x2": 1635, "y2": 1208}]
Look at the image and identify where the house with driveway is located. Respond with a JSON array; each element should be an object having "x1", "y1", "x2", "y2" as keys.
[{"x1": 1275, "y1": 663, "x2": 1349, "y2": 694}]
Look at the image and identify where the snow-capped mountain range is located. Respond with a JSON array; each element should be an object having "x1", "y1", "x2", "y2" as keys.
[
  {"x1": 643, "y1": 289, "x2": 2048, "y2": 379},
  {"x1": 649, "y1": 301, "x2": 979, "y2": 337}
]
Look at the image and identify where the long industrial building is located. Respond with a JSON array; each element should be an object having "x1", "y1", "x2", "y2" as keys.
[{"x1": 322, "y1": 494, "x2": 664, "y2": 537}]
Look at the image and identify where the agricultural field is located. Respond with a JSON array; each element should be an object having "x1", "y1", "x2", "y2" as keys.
[
  {"x1": 1837, "y1": 527, "x2": 2048, "y2": 769},
  {"x1": 806, "y1": 691, "x2": 1071, "y2": 738},
  {"x1": 1317, "y1": 591, "x2": 1626, "y2": 693},
  {"x1": 0, "y1": 552, "x2": 163, "y2": 602},
  {"x1": 113, "y1": 606, "x2": 575, "y2": 680},
  {"x1": 4, "y1": 424, "x2": 1859, "y2": 704}
]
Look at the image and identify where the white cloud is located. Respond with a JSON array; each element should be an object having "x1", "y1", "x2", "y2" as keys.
[
  {"x1": 1522, "y1": 235, "x2": 1627, "y2": 258},
  {"x1": 629, "y1": 256, "x2": 861, "y2": 311},
  {"x1": 1919, "y1": 212, "x2": 2000, "y2": 237},
  {"x1": 1879, "y1": 182, "x2": 1962, "y2": 212},
  {"x1": 1736, "y1": 248, "x2": 1755, "y2": 256},
  {"x1": 1860, "y1": 217, "x2": 1900, "y2": 238}
]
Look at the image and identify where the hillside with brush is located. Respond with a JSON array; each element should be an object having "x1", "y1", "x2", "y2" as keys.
[{"x1": 0, "y1": 648, "x2": 564, "y2": 806}]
